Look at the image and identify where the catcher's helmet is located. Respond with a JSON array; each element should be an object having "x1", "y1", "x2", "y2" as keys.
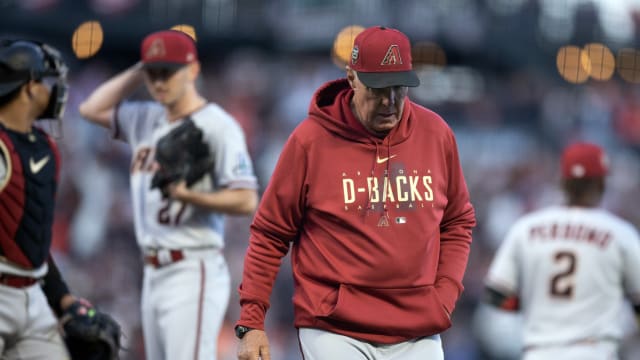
[{"x1": 0, "y1": 39, "x2": 69, "y2": 120}]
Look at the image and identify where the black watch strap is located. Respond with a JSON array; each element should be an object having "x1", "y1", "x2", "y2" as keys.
[{"x1": 235, "y1": 325, "x2": 254, "y2": 339}]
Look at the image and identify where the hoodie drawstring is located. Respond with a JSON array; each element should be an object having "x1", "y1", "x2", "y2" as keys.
[
  {"x1": 365, "y1": 139, "x2": 392, "y2": 227},
  {"x1": 381, "y1": 139, "x2": 392, "y2": 226},
  {"x1": 365, "y1": 141, "x2": 380, "y2": 218}
]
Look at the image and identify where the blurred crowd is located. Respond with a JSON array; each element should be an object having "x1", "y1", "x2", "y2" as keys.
[
  {"x1": 8, "y1": 0, "x2": 640, "y2": 359},
  {"x1": 48, "y1": 50, "x2": 640, "y2": 360}
]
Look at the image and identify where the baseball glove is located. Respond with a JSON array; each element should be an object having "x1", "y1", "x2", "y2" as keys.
[
  {"x1": 61, "y1": 299, "x2": 123, "y2": 360},
  {"x1": 150, "y1": 117, "x2": 214, "y2": 197}
]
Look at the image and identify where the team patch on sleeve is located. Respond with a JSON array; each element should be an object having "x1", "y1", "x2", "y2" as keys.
[{"x1": 233, "y1": 152, "x2": 253, "y2": 177}]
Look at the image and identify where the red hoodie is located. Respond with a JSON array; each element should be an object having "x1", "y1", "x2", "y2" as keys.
[{"x1": 238, "y1": 79, "x2": 476, "y2": 344}]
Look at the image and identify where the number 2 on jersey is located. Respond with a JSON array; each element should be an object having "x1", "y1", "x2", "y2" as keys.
[{"x1": 549, "y1": 251, "x2": 577, "y2": 298}]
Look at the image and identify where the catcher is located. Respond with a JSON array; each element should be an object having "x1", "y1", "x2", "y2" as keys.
[{"x1": 0, "y1": 38, "x2": 122, "y2": 359}]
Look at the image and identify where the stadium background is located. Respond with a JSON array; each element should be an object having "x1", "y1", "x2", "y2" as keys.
[{"x1": 2, "y1": 0, "x2": 640, "y2": 359}]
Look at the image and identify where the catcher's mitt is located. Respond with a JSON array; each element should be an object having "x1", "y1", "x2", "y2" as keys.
[
  {"x1": 61, "y1": 300, "x2": 123, "y2": 360},
  {"x1": 151, "y1": 117, "x2": 214, "y2": 197}
]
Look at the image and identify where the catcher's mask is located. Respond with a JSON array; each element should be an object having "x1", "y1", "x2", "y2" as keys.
[{"x1": 0, "y1": 39, "x2": 69, "y2": 120}]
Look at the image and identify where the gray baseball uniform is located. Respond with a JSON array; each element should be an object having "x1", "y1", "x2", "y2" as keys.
[
  {"x1": 114, "y1": 101, "x2": 257, "y2": 360},
  {"x1": 486, "y1": 206, "x2": 640, "y2": 359}
]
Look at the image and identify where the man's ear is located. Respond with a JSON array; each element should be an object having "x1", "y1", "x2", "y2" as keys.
[
  {"x1": 188, "y1": 61, "x2": 201, "y2": 81},
  {"x1": 24, "y1": 81, "x2": 37, "y2": 100},
  {"x1": 346, "y1": 66, "x2": 356, "y2": 89}
]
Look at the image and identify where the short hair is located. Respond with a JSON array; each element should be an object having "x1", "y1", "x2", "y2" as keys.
[{"x1": 563, "y1": 177, "x2": 604, "y2": 203}]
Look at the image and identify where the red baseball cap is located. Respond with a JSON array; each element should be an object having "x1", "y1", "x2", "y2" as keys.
[
  {"x1": 561, "y1": 142, "x2": 609, "y2": 179},
  {"x1": 140, "y1": 30, "x2": 198, "y2": 69},
  {"x1": 350, "y1": 26, "x2": 420, "y2": 88}
]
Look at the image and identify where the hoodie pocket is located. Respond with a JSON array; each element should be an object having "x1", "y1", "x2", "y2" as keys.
[{"x1": 318, "y1": 283, "x2": 452, "y2": 338}]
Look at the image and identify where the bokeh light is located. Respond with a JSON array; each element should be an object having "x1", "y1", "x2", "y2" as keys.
[
  {"x1": 412, "y1": 42, "x2": 447, "y2": 68},
  {"x1": 617, "y1": 48, "x2": 640, "y2": 84},
  {"x1": 583, "y1": 43, "x2": 615, "y2": 81},
  {"x1": 331, "y1": 24, "x2": 365, "y2": 68},
  {"x1": 71, "y1": 21, "x2": 103, "y2": 59},
  {"x1": 556, "y1": 45, "x2": 590, "y2": 84},
  {"x1": 171, "y1": 24, "x2": 197, "y2": 41}
]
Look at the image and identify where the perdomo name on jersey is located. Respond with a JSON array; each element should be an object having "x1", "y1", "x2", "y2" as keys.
[{"x1": 529, "y1": 223, "x2": 611, "y2": 249}]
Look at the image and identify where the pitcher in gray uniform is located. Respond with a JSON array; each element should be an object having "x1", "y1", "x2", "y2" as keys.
[{"x1": 79, "y1": 30, "x2": 259, "y2": 360}]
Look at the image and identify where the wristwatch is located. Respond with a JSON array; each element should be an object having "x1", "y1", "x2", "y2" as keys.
[{"x1": 235, "y1": 325, "x2": 254, "y2": 339}]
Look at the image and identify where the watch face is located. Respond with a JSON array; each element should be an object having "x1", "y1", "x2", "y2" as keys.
[{"x1": 235, "y1": 325, "x2": 250, "y2": 339}]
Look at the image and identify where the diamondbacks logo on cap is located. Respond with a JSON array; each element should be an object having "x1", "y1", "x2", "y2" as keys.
[
  {"x1": 381, "y1": 45, "x2": 403, "y2": 66},
  {"x1": 351, "y1": 45, "x2": 359, "y2": 65},
  {"x1": 145, "y1": 39, "x2": 166, "y2": 60}
]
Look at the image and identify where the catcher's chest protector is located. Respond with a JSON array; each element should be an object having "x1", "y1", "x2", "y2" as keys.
[{"x1": 0, "y1": 127, "x2": 58, "y2": 268}]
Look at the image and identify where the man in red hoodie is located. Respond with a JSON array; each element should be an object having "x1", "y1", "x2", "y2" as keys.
[{"x1": 236, "y1": 26, "x2": 476, "y2": 360}]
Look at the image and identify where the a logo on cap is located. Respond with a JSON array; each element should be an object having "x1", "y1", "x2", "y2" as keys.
[
  {"x1": 381, "y1": 45, "x2": 403, "y2": 66},
  {"x1": 351, "y1": 45, "x2": 359, "y2": 64},
  {"x1": 571, "y1": 164, "x2": 586, "y2": 178},
  {"x1": 145, "y1": 39, "x2": 166, "y2": 60}
]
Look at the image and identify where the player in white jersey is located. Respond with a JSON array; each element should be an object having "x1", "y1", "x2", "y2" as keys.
[
  {"x1": 484, "y1": 142, "x2": 640, "y2": 360},
  {"x1": 79, "y1": 30, "x2": 258, "y2": 360}
]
